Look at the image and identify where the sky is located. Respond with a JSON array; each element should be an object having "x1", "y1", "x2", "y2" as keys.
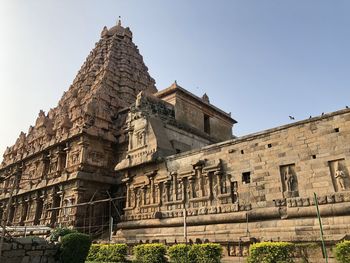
[{"x1": 1, "y1": 1, "x2": 350, "y2": 159}]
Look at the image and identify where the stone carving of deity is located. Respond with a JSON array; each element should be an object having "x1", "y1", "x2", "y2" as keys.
[
  {"x1": 335, "y1": 168, "x2": 346, "y2": 191},
  {"x1": 231, "y1": 181, "x2": 238, "y2": 203},
  {"x1": 284, "y1": 167, "x2": 295, "y2": 192}
]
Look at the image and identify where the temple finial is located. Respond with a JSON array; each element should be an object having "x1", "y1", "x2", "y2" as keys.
[{"x1": 117, "y1": 16, "x2": 122, "y2": 26}]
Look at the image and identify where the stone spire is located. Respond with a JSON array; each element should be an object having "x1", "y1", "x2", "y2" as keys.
[{"x1": 1, "y1": 21, "x2": 157, "y2": 167}]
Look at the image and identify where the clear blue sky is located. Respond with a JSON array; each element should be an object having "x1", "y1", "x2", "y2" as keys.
[{"x1": 1, "y1": 1, "x2": 350, "y2": 158}]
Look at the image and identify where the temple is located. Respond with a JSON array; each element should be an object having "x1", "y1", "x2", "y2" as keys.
[{"x1": 1, "y1": 20, "x2": 350, "y2": 259}]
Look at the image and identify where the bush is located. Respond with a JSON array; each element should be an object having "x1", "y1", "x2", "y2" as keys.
[
  {"x1": 50, "y1": 227, "x2": 77, "y2": 242},
  {"x1": 86, "y1": 244, "x2": 101, "y2": 261},
  {"x1": 188, "y1": 243, "x2": 222, "y2": 263},
  {"x1": 247, "y1": 242, "x2": 295, "y2": 263},
  {"x1": 168, "y1": 244, "x2": 190, "y2": 263},
  {"x1": 59, "y1": 232, "x2": 92, "y2": 263},
  {"x1": 133, "y1": 243, "x2": 167, "y2": 263},
  {"x1": 99, "y1": 244, "x2": 128, "y2": 262},
  {"x1": 334, "y1": 240, "x2": 350, "y2": 263}
]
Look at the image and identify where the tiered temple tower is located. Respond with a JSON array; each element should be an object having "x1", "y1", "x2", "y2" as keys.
[{"x1": 0, "y1": 20, "x2": 157, "y2": 231}]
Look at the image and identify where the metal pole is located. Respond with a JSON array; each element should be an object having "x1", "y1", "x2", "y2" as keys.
[
  {"x1": 183, "y1": 208, "x2": 187, "y2": 244},
  {"x1": 314, "y1": 192, "x2": 328, "y2": 263},
  {"x1": 109, "y1": 216, "x2": 113, "y2": 243}
]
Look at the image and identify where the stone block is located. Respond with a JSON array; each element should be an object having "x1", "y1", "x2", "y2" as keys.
[{"x1": 26, "y1": 250, "x2": 43, "y2": 257}]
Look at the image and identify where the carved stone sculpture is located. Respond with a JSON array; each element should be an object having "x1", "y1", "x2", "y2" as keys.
[
  {"x1": 284, "y1": 166, "x2": 295, "y2": 192},
  {"x1": 335, "y1": 168, "x2": 346, "y2": 191}
]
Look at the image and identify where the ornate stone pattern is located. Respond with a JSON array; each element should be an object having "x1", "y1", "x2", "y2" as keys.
[
  {"x1": 0, "y1": 20, "x2": 156, "y2": 228},
  {"x1": 121, "y1": 159, "x2": 248, "y2": 221}
]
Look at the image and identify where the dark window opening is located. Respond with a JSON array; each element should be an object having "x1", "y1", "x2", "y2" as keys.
[
  {"x1": 175, "y1": 149, "x2": 181, "y2": 154},
  {"x1": 268, "y1": 143, "x2": 272, "y2": 148},
  {"x1": 241, "y1": 150, "x2": 244, "y2": 154},
  {"x1": 334, "y1": 128, "x2": 340, "y2": 133},
  {"x1": 204, "y1": 114, "x2": 210, "y2": 134},
  {"x1": 312, "y1": 155, "x2": 317, "y2": 159},
  {"x1": 242, "y1": 172, "x2": 251, "y2": 184}
]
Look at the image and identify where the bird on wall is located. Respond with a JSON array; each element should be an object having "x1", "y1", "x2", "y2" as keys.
[
  {"x1": 309, "y1": 116, "x2": 312, "y2": 119},
  {"x1": 289, "y1": 116, "x2": 295, "y2": 120},
  {"x1": 346, "y1": 106, "x2": 349, "y2": 109},
  {"x1": 322, "y1": 112, "x2": 325, "y2": 116}
]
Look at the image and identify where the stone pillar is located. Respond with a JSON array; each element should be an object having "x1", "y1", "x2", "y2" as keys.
[
  {"x1": 171, "y1": 172, "x2": 177, "y2": 201},
  {"x1": 195, "y1": 167, "x2": 203, "y2": 197},
  {"x1": 215, "y1": 171, "x2": 223, "y2": 195},
  {"x1": 155, "y1": 184, "x2": 160, "y2": 205},
  {"x1": 33, "y1": 194, "x2": 43, "y2": 225},
  {"x1": 141, "y1": 186, "x2": 147, "y2": 205},
  {"x1": 180, "y1": 178, "x2": 186, "y2": 203},
  {"x1": 164, "y1": 181, "x2": 170, "y2": 202},
  {"x1": 128, "y1": 131, "x2": 133, "y2": 150},
  {"x1": 150, "y1": 178, "x2": 155, "y2": 204},
  {"x1": 132, "y1": 188, "x2": 137, "y2": 208},
  {"x1": 203, "y1": 172, "x2": 210, "y2": 197},
  {"x1": 78, "y1": 138, "x2": 89, "y2": 165},
  {"x1": 126, "y1": 183, "x2": 130, "y2": 207},
  {"x1": 57, "y1": 190, "x2": 65, "y2": 225}
]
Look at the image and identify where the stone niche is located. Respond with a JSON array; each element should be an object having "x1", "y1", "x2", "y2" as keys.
[
  {"x1": 280, "y1": 164, "x2": 299, "y2": 198},
  {"x1": 329, "y1": 159, "x2": 349, "y2": 192}
]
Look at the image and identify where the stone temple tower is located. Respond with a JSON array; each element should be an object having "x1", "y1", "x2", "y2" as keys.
[{"x1": 0, "y1": 19, "x2": 157, "y2": 230}]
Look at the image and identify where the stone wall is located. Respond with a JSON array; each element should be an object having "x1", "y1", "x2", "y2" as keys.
[
  {"x1": 115, "y1": 108, "x2": 350, "y2": 252},
  {"x1": 0, "y1": 237, "x2": 59, "y2": 263}
]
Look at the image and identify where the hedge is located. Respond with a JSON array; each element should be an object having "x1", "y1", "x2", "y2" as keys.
[
  {"x1": 189, "y1": 243, "x2": 222, "y2": 263},
  {"x1": 247, "y1": 242, "x2": 295, "y2": 263},
  {"x1": 59, "y1": 232, "x2": 92, "y2": 263},
  {"x1": 133, "y1": 243, "x2": 167, "y2": 263},
  {"x1": 168, "y1": 243, "x2": 222, "y2": 263},
  {"x1": 334, "y1": 240, "x2": 350, "y2": 263},
  {"x1": 168, "y1": 244, "x2": 190, "y2": 263},
  {"x1": 86, "y1": 243, "x2": 128, "y2": 262}
]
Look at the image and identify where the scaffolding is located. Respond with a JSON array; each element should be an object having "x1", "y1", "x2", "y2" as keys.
[{"x1": 0, "y1": 169, "x2": 126, "y2": 256}]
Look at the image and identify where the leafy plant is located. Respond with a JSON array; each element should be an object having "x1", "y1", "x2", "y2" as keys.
[
  {"x1": 133, "y1": 243, "x2": 167, "y2": 263},
  {"x1": 334, "y1": 240, "x2": 350, "y2": 263},
  {"x1": 59, "y1": 232, "x2": 91, "y2": 263},
  {"x1": 247, "y1": 241, "x2": 295, "y2": 263},
  {"x1": 188, "y1": 243, "x2": 222, "y2": 263},
  {"x1": 168, "y1": 244, "x2": 190, "y2": 263}
]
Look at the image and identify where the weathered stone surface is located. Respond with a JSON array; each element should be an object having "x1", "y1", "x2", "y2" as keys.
[
  {"x1": 0, "y1": 20, "x2": 158, "y2": 229},
  {"x1": 0, "y1": 238, "x2": 59, "y2": 263},
  {"x1": 0, "y1": 19, "x2": 349, "y2": 262}
]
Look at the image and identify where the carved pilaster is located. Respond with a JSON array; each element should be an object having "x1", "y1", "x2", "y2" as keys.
[
  {"x1": 171, "y1": 172, "x2": 177, "y2": 201},
  {"x1": 215, "y1": 171, "x2": 223, "y2": 195}
]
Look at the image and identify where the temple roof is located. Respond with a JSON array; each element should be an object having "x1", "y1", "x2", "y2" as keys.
[{"x1": 1, "y1": 20, "x2": 157, "y2": 168}]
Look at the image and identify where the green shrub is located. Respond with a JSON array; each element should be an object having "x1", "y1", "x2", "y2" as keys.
[
  {"x1": 50, "y1": 227, "x2": 77, "y2": 242},
  {"x1": 59, "y1": 232, "x2": 92, "y2": 263},
  {"x1": 98, "y1": 244, "x2": 128, "y2": 262},
  {"x1": 188, "y1": 243, "x2": 222, "y2": 263},
  {"x1": 168, "y1": 244, "x2": 190, "y2": 263},
  {"x1": 334, "y1": 240, "x2": 350, "y2": 263},
  {"x1": 133, "y1": 243, "x2": 167, "y2": 263},
  {"x1": 247, "y1": 242, "x2": 295, "y2": 263},
  {"x1": 86, "y1": 244, "x2": 102, "y2": 261}
]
